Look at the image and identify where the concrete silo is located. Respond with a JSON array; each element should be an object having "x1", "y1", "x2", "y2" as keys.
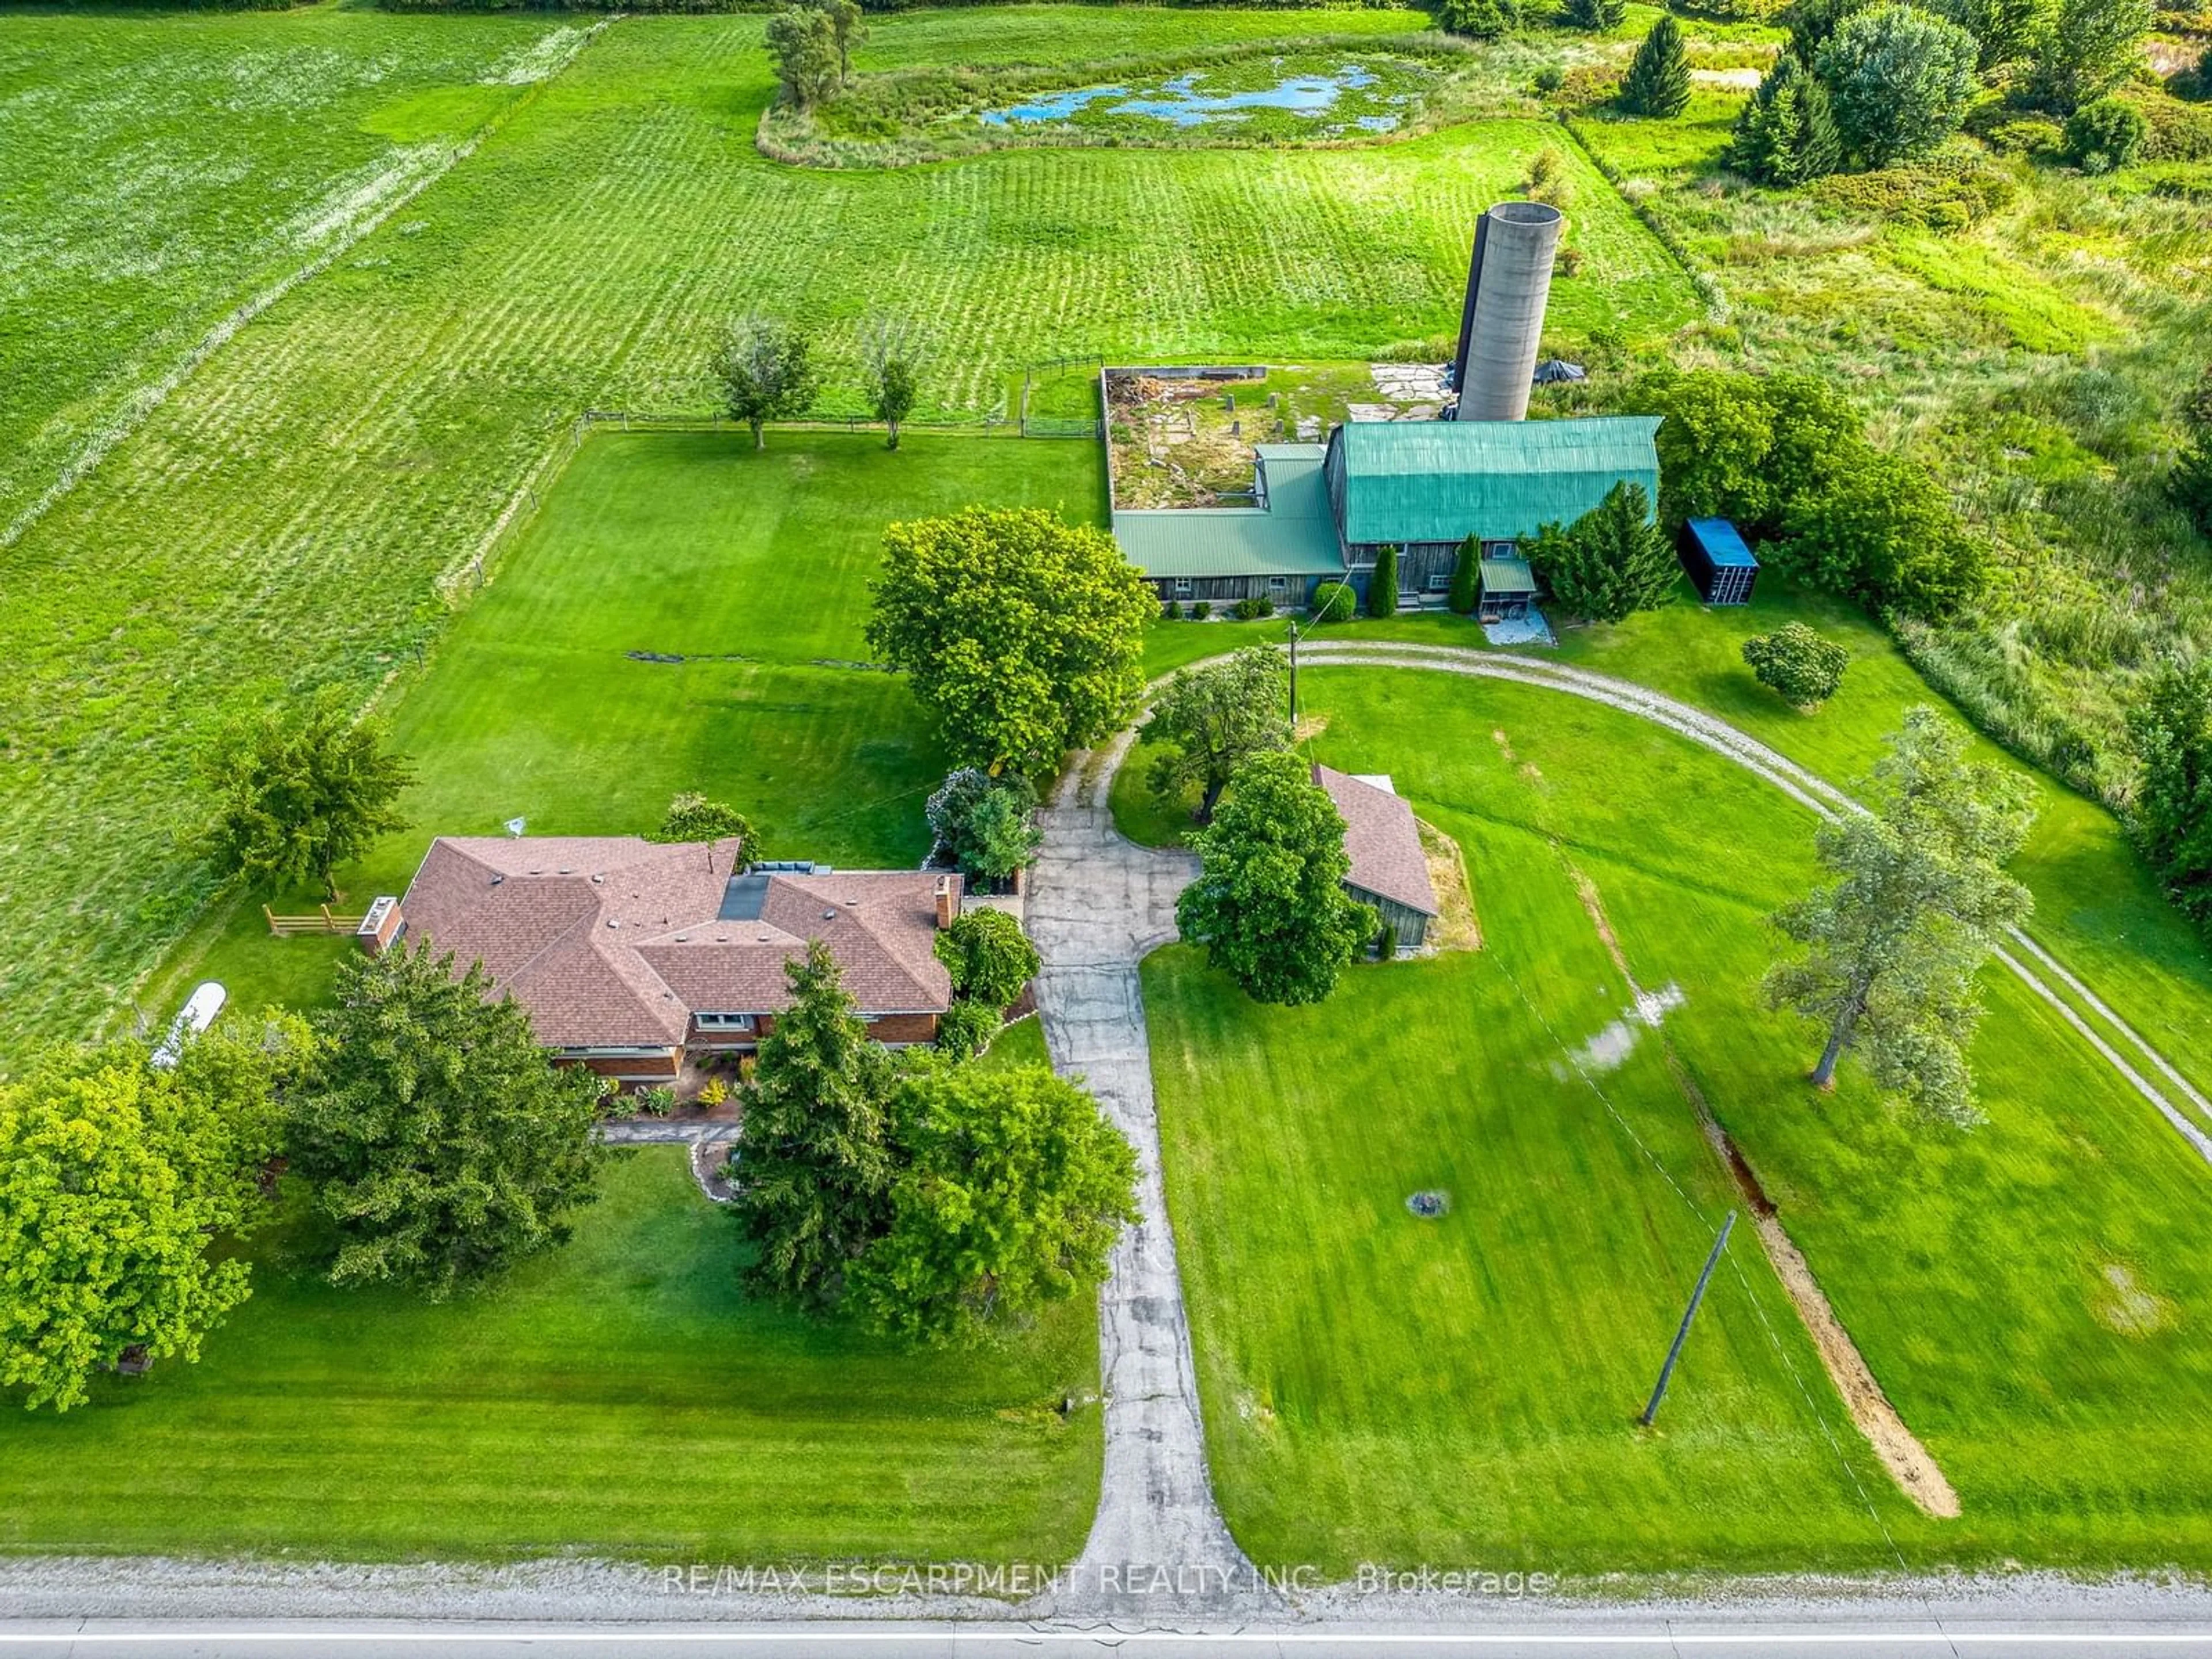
[{"x1": 1446, "y1": 201, "x2": 1564, "y2": 423}]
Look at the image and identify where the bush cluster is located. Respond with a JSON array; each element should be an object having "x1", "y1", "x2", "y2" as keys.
[
  {"x1": 1230, "y1": 595, "x2": 1274, "y2": 620},
  {"x1": 1310, "y1": 581, "x2": 1358, "y2": 623},
  {"x1": 1808, "y1": 143, "x2": 2015, "y2": 229},
  {"x1": 1633, "y1": 366, "x2": 1987, "y2": 619}
]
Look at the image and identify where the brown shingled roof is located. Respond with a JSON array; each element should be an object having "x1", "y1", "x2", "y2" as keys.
[
  {"x1": 399, "y1": 838, "x2": 955, "y2": 1049},
  {"x1": 1312, "y1": 766, "x2": 1440, "y2": 919}
]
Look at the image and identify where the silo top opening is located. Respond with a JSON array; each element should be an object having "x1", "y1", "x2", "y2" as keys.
[{"x1": 1487, "y1": 200, "x2": 1565, "y2": 227}]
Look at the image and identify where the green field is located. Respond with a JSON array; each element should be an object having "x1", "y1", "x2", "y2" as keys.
[
  {"x1": 1147, "y1": 660, "x2": 2212, "y2": 1572},
  {"x1": 0, "y1": 6, "x2": 574, "y2": 532},
  {"x1": 144, "y1": 428, "x2": 1105, "y2": 1026},
  {"x1": 0, "y1": 1147, "x2": 1099, "y2": 1562},
  {"x1": 0, "y1": 5, "x2": 1698, "y2": 1062}
]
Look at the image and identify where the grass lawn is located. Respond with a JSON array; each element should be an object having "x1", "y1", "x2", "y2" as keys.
[
  {"x1": 1147, "y1": 662, "x2": 2212, "y2": 1573},
  {"x1": 0, "y1": 6, "x2": 1699, "y2": 1060},
  {"x1": 145, "y1": 429, "x2": 1105, "y2": 1027},
  {"x1": 1126, "y1": 585, "x2": 2212, "y2": 1115},
  {"x1": 0, "y1": 1149, "x2": 1099, "y2": 1563}
]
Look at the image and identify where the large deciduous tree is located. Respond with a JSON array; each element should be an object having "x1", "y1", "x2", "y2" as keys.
[
  {"x1": 1765, "y1": 708, "x2": 2036, "y2": 1124},
  {"x1": 1815, "y1": 4, "x2": 1979, "y2": 165},
  {"x1": 647, "y1": 793, "x2": 759, "y2": 861},
  {"x1": 1620, "y1": 16, "x2": 1691, "y2": 116},
  {"x1": 733, "y1": 941, "x2": 899, "y2": 1305},
  {"x1": 0, "y1": 1020, "x2": 301, "y2": 1410},
  {"x1": 868, "y1": 507, "x2": 1156, "y2": 775},
  {"x1": 2126, "y1": 656, "x2": 2212, "y2": 925},
  {"x1": 718, "y1": 316, "x2": 820, "y2": 449},
  {"x1": 764, "y1": 4, "x2": 841, "y2": 109},
  {"x1": 1144, "y1": 645, "x2": 1290, "y2": 823},
  {"x1": 1523, "y1": 482, "x2": 1679, "y2": 624},
  {"x1": 288, "y1": 942, "x2": 604, "y2": 1298},
  {"x1": 1175, "y1": 751, "x2": 1376, "y2": 1005},
  {"x1": 850, "y1": 1063, "x2": 1137, "y2": 1340},
  {"x1": 199, "y1": 687, "x2": 413, "y2": 902},
  {"x1": 1775, "y1": 448, "x2": 1987, "y2": 619}
]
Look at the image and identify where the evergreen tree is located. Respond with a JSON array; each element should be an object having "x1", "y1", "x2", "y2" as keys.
[
  {"x1": 1448, "y1": 535, "x2": 1480, "y2": 615},
  {"x1": 1729, "y1": 51, "x2": 1843, "y2": 184},
  {"x1": 1816, "y1": 3, "x2": 1979, "y2": 165},
  {"x1": 1367, "y1": 545, "x2": 1400, "y2": 618},
  {"x1": 1620, "y1": 16, "x2": 1691, "y2": 118},
  {"x1": 1524, "y1": 482, "x2": 1679, "y2": 623},
  {"x1": 290, "y1": 943, "x2": 605, "y2": 1298},
  {"x1": 733, "y1": 942, "x2": 899, "y2": 1305},
  {"x1": 1766, "y1": 709, "x2": 2036, "y2": 1124},
  {"x1": 1563, "y1": 0, "x2": 1627, "y2": 28}
]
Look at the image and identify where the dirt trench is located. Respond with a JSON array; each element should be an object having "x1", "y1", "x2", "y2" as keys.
[{"x1": 1567, "y1": 861, "x2": 1961, "y2": 1521}]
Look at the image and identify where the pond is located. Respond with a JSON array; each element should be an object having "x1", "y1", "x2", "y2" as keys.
[{"x1": 978, "y1": 60, "x2": 1419, "y2": 135}]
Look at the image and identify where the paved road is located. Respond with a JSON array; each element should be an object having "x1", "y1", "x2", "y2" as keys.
[
  {"x1": 1024, "y1": 734, "x2": 1270, "y2": 1623},
  {"x1": 10, "y1": 1615, "x2": 2212, "y2": 1657}
]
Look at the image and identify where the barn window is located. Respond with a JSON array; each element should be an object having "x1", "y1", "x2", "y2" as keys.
[
  {"x1": 695, "y1": 1012, "x2": 756, "y2": 1032},
  {"x1": 1174, "y1": 578, "x2": 1194, "y2": 598}
]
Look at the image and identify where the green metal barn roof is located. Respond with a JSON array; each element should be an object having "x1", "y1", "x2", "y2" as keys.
[
  {"x1": 1332, "y1": 415, "x2": 1662, "y2": 547},
  {"x1": 1112, "y1": 444, "x2": 1343, "y2": 579}
]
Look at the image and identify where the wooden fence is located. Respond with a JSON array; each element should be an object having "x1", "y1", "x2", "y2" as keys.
[{"x1": 265, "y1": 904, "x2": 365, "y2": 937}]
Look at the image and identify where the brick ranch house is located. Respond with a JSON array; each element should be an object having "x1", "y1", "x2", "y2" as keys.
[{"x1": 373, "y1": 836, "x2": 960, "y2": 1084}]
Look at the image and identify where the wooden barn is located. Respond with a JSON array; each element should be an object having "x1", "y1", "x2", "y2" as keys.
[{"x1": 1111, "y1": 415, "x2": 1663, "y2": 613}]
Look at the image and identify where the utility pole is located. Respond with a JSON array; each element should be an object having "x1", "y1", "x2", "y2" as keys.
[
  {"x1": 1639, "y1": 1210, "x2": 1736, "y2": 1428},
  {"x1": 1286, "y1": 618, "x2": 1301, "y2": 736}
]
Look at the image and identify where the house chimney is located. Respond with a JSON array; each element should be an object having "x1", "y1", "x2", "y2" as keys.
[
  {"x1": 356, "y1": 895, "x2": 403, "y2": 957},
  {"x1": 934, "y1": 873, "x2": 960, "y2": 930}
]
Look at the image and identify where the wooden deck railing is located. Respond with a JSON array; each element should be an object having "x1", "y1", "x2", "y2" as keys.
[{"x1": 264, "y1": 904, "x2": 365, "y2": 937}]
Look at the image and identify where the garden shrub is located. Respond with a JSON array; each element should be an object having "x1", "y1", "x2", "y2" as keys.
[
  {"x1": 933, "y1": 997, "x2": 1000, "y2": 1060},
  {"x1": 1773, "y1": 449, "x2": 1988, "y2": 619},
  {"x1": 638, "y1": 1085, "x2": 677, "y2": 1117},
  {"x1": 1192, "y1": 600, "x2": 1213, "y2": 620},
  {"x1": 1743, "y1": 621, "x2": 1851, "y2": 707},
  {"x1": 1231, "y1": 595, "x2": 1274, "y2": 620},
  {"x1": 2132, "y1": 90, "x2": 2212, "y2": 159},
  {"x1": 1376, "y1": 921, "x2": 1399, "y2": 960},
  {"x1": 1620, "y1": 16, "x2": 1691, "y2": 116},
  {"x1": 1163, "y1": 599, "x2": 1183, "y2": 619},
  {"x1": 1311, "y1": 581, "x2": 1357, "y2": 622},
  {"x1": 2065, "y1": 97, "x2": 2149, "y2": 171}
]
